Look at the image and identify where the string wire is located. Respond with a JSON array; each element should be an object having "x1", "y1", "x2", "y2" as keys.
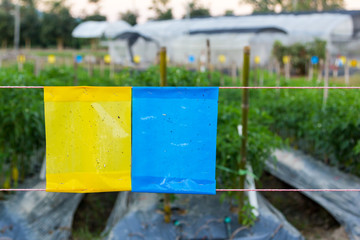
[
  {"x1": 0, "y1": 189, "x2": 359, "y2": 192},
  {"x1": 1, "y1": 86, "x2": 360, "y2": 89}
]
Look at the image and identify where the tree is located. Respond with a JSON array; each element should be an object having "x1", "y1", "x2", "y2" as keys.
[
  {"x1": 294, "y1": 0, "x2": 343, "y2": 11},
  {"x1": 120, "y1": 10, "x2": 138, "y2": 26},
  {"x1": 185, "y1": 0, "x2": 211, "y2": 18},
  {"x1": 224, "y1": 10, "x2": 234, "y2": 16},
  {"x1": 40, "y1": 1, "x2": 76, "y2": 50},
  {"x1": 84, "y1": 0, "x2": 106, "y2": 21},
  {"x1": 0, "y1": 0, "x2": 14, "y2": 48},
  {"x1": 83, "y1": 14, "x2": 107, "y2": 21},
  {"x1": 241, "y1": 0, "x2": 344, "y2": 13},
  {"x1": 149, "y1": 0, "x2": 173, "y2": 20},
  {"x1": 20, "y1": 0, "x2": 41, "y2": 48}
]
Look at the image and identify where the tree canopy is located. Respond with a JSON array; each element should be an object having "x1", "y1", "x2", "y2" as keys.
[
  {"x1": 149, "y1": 0, "x2": 173, "y2": 20},
  {"x1": 242, "y1": 0, "x2": 344, "y2": 13},
  {"x1": 185, "y1": 0, "x2": 211, "y2": 18},
  {"x1": 120, "y1": 10, "x2": 138, "y2": 26}
]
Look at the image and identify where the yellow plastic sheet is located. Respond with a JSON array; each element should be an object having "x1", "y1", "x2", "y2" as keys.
[{"x1": 44, "y1": 87, "x2": 132, "y2": 193}]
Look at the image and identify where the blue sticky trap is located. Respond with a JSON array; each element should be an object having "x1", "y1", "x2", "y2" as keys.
[
  {"x1": 311, "y1": 56, "x2": 319, "y2": 65},
  {"x1": 132, "y1": 87, "x2": 219, "y2": 194},
  {"x1": 188, "y1": 55, "x2": 195, "y2": 63},
  {"x1": 75, "y1": 55, "x2": 83, "y2": 63}
]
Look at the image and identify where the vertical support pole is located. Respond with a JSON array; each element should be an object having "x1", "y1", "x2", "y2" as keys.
[
  {"x1": 259, "y1": 69, "x2": 264, "y2": 86},
  {"x1": 238, "y1": 46, "x2": 250, "y2": 224},
  {"x1": 35, "y1": 57, "x2": 41, "y2": 77},
  {"x1": 73, "y1": 59, "x2": 78, "y2": 86},
  {"x1": 110, "y1": 62, "x2": 115, "y2": 79},
  {"x1": 308, "y1": 60, "x2": 313, "y2": 81},
  {"x1": 160, "y1": 46, "x2": 171, "y2": 223},
  {"x1": 160, "y1": 47, "x2": 167, "y2": 87},
  {"x1": 285, "y1": 61, "x2": 290, "y2": 80},
  {"x1": 231, "y1": 61, "x2": 237, "y2": 86},
  {"x1": 206, "y1": 39, "x2": 211, "y2": 82},
  {"x1": 317, "y1": 59, "x2": 323, "y2": 84},
  {"x1": 323, "y1": 50, "x2": 330, "y2": 111},
  {"x1": 100, "y1": 59, "x2": 104, "y2": 77},
  {"x1": 276, "y1": 61, "x2": 281, "y2": 95},
  {"x1": 345, "y1": 60, "x2": 350, "y2": 86},
  {"x1": 18, "y1": 60, "x2": 23, "y2": 72}
]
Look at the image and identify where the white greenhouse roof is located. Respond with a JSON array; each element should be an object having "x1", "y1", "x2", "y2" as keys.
[
  {"x1": 72, "y1": 20, "x2": 131, "y2": 39},
  {"x1": 113, "y1": 12, "x2": 355, "y2": 44},
  {"x1": 104, "y1": 21, "x2": 132, "y2": 38}
]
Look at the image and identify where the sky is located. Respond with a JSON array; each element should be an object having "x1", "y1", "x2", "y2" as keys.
[{"x1": 65, "y1": 0, "x2": 360, "y2": 23}]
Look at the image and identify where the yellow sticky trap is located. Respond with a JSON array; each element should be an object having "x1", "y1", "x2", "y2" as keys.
[
  {"x1": 45, "y1": 87, "x2": 132, "y2": 193},
  {"x1": 17, "y1": 55, "x2": 26, "y2": 63},
  {"x1": 48, "y1": 55, "x2": 56, "y2": 64},
  {"x1": 133, "y1": 55, "x2": 141, "y2": 64},
  {"x1": 283, "y1": 56, "x2": 289, "y2": 64},
  {"x1": 340, "y1": 56, "x2": 347, "y2": 65},
  {"x1": 104, "y1": 54, "x2": 111, "y2": 64},
  {"x1": 351, "y1": 59, "x2": 357, "y2": 68},
  {"x1": 218, "y1": 55, "x2": 226, "y2": 64}
]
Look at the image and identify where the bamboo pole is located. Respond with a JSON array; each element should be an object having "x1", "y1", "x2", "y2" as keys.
[
  {"x1": 238, "y1": 46, "x2": 250, "y2": 224},
  {"x1": 276, "y1": 61, "x2": 281, "y2": 95},
  {"x1": 206, "y1": 39, "x2": 211, "y2": 82},
  {"x1": 160, "y1": 47, "x2": 171, "y2": 223},
  {"x1": 308, "y1": 60, "x2": 313, "y2": 81},
  {"x1": 323, "y1": 50, "x2": 330, "y2": 111},
  {"x1": 231, "y1": 61, "x2": 237, "y2": 85},
  {"x1": 160, "y1": 47, "x2": 167, "y2": 87},
  {"x1": 317, "y1": 59, "x2": 323, "y2": 84},
  {"x1": 100, "y1": 59, "x2": 104, "y2": 77},
  {"x1": 35, "y1": 57, "x2": 41, "y2": 77},
  {"x1": 110, "y1": 62, "x2": 115, "y2": 79},
  {"x1": 73, "y1": 59, "x2": 78, "y2": 86},
  {"x1": 345, "y1": 60, "x2": 350, "y2": 86}
]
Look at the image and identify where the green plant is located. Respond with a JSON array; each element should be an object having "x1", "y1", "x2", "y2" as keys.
[{"x1": 239, "y1": 198, "x2": 257, "y2": 227}]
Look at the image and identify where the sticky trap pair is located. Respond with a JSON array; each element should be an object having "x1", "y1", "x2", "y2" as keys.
[{"x1": 45, "y1": 87, "x2": 218, "y2": 194}]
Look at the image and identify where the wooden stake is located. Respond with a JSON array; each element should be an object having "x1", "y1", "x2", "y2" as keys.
[
  {"x1": 317, "y1": 59, "x2": 323, "y2": 83},
  {"x1": 100, "y1": 60, "x2": 104, "y2": 77},
  {"x1": 259, "y1": 69, "x2": 264, "y2": 86},
  {"x1": 160, "y1": 46, "x2": 171, "y2": 223},
  {"x1": 35, "y1": 57, "x2": 41, "y2": 77},
  {"x1": 110, "y1": 62, "x2": 115, "y2": 79},
  {"x1": 206, "y1": 39, "x2": 211, "y2": 82},
  {"x1": 231, "y1": 61, "x2": 237, "y2": 85},
  {"x1": 160, "y1": 47, "x2": 167, "y2": 87},
  {"x1": 345, "y1": 61, "x2": 350, "y2": 86},
  {"x1": 285, "y1": 61, "x2": 290, "y2": 80},
  {"x1": 276, "y1": 61, "x2": 281, "y2": 94},
  {"x1": 73, "y1": 60, "x2": 78, "y2": 86},
  {"x1": 238, "y1": 46, "x2": 250, "y2": 224},
  {"x1": 323, "y1": 51, "x2": 330, "y2": 110},
  {"x1": 308, "y1": 60, "x2": 313, "y2": 81}
]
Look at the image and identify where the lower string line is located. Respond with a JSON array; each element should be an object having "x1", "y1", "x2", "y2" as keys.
[
  {"x1": 0, "y1": 189, "x2": 360, "y2": 192},
  {"x1": 2, "y1": 86, "x2": 360, "y2": 89}
]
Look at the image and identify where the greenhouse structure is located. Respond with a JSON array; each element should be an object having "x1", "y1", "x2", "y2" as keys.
[
  {"x1": 71, "y1": 11, "x2": 360, "y2": 66},
  {"x1": 72, "y1": 20, "x2": 132, "y2": 39},
  {"x1": 102, "y1": 11, "x2": 360, "y2": 66}
]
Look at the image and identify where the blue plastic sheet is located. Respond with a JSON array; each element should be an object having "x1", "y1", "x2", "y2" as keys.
[{"x1": 132, "y1": 87, "x2": 219, "y2": 194}]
